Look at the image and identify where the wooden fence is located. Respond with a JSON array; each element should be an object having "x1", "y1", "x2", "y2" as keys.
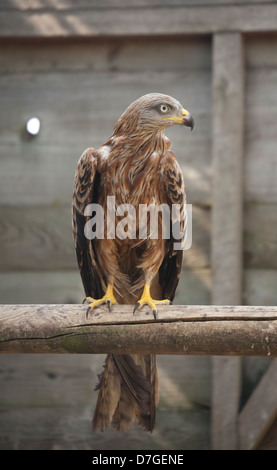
[
  {"x1": 1, "y1": 0, "x2": 277, "y2": 451},
  {"x1": 1, "y1": 302, "x2": 277, "y2": 450}
]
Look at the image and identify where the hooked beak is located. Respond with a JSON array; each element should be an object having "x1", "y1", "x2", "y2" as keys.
[
  {"x1": 181, "y1": 108, "x2": 194, "y2": 131},
  {"x1": 163, "y1": 108, "x2": 194, "y2": 130}
]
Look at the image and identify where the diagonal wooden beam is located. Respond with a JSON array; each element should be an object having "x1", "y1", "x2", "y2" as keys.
[{"x1": 239, "y1": 358, "x2": 277, "y2": 450}]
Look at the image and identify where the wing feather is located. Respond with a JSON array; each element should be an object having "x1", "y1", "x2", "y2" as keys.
[
  {"x1": 72, "y1": 148, "x2": 105, "y2": 299},
  {"x1": 159, "y1": 152, "x2": 186, "y2": 301}
]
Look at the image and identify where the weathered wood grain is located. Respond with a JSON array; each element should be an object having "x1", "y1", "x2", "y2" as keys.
[
  {"x1": 3, "y1": 200, "x2": 277, "y2": 273},
  {"x1": 211, "y1": 32, "x2": 244, "y2": 450},
  {"x1": 1, "y1": 267, "x2": 274, "y2": 312},
  {"x1": 0, "y1": 204, "x2": 210, "y2": 271},
  {"x1": 258, "y1": 418, "x2": 277, "y2": 450},
  {"x1": 0, "y1": 38, "x2": 211, "y2": 206},
  {"x1": 175, "y1": 268, "x2": 211, "y2": 306},
  {"x1": 0, "y1": 271, "x2": 84, "y2": 304},
  {"x1": 1, "y1": 4, "x2": 277, "y2": 451},
  {"x1": 0, "y1": 268, "x2": 211, "y2": 305},
  {"x1": 0, "y1": 4, "x2": 277, "y2": 37},
  {"x1": 2, "y1": 33, "x2": 275, "y2": 207},
  {"x1": 239, "y1": 358, "x2": 277, "y2": 450},
  {"x1": 0, "y1": 353, "x2": 211, "y2": 450},
  {"x1": 212, "y1": 357, "x2": 242, "y2": 447},
  {"x1": 1, "y1": 304, "x2": 277, "y2": 356},
  {"x1": 0, "y1": 205, "x2": 75, "y2": 271},
  {"x1": 0, "y1": 36, "x2": 212, "y2": 74},
  {"x1": 244, "y1": 269, "x2": 277, "y2": 306},
  {"x1": 3, "y1": 201, "x2": 277, "y2": 273},
  {"x1": 0, "y1": 403, "x2": 209, "y2": 450},
  {"x1": 245, "y1": 102, "x2": 277, "y2": 204},
  {"x1": 245, "y1": 40, "x2": 277, "y2": 203},
  {"x1": 0, "y1": 0, "x2": 270, "y2": 10},
  {"x1": 211, "y1": 32, "x2": 244, "y2": 305},
  {"x1": 0, "y1": 353, "x2": 210, "y2": 411},
  {"x1": 244, "y1": 203, "x2": 277, "y2": 269}
]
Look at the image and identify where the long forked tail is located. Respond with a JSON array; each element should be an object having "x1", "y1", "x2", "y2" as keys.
[{"x1": 92, "y1": 354, "x2": 158, "y2": 432}]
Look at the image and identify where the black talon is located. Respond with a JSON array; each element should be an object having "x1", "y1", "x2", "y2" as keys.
[
  {"x1": 133, "y1": 302, "x2": 140, "y2": 315},
  {"x1": 152, "y1": 309, "x2": 157, "y2": 320},
  {"x1": 107, "y1": 300, "x2": 111, "y2": 312},
  {"x1": 82, "y1": 297, "x2": 87, "y2": 304},
  {"x1": 169, "y1": 301, "x2": 173, "y2": 305},
  {"x1": 86, "y1": 306, "x2": 91, "y2": 318}
]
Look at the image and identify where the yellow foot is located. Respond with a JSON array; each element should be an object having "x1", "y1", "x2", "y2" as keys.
[
  {"x1": 133, "y1": 283, "x2": 171, "y2": 320},
  {"x1": 85, "y1": 284, "x2": 117, "y2": 317}
]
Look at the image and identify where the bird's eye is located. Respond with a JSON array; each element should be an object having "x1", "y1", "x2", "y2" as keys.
[{"x1": 159, "y1": 104, "x2": 169, "y2": 113}]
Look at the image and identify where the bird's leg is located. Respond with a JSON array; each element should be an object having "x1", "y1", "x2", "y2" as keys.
[
  {"x1": 133, "y1": 283, "x2": 171, "y2": 320},
  {"x1": 86, "y1": 283, "x2": 118, "y2": 317}
]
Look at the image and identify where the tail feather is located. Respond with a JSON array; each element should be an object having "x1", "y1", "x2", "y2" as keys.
[
  {"x1": 113, "y1": 354, "x2": 151, "y2": 414},
  {"x1": 135, "y1": 355, "x2": 158, "y2": 432},
  {"x1": 111, "y1": 386, "x2": 137, "y2": 431},
  {"x1": 91, "y1": 355, "x2": 121, "y2": 432},
  {"x1": 92, "y1": 353, "x2": 158, "y2": 432}
]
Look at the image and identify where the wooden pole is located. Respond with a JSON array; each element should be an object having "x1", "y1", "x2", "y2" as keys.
[
  {"x1": 211, "y1": 32, "x2": 245, "y2": 450},
  {"x1": 1, "y1": 304, "x2": 277, "y2": 355},
  {"x1": 211, "y1": 33, "x2": 244, "y2": 306}
]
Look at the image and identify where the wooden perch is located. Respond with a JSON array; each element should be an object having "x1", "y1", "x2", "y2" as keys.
[{"x1": 1, "y1": 304, "x2": 277, "y2": 356}]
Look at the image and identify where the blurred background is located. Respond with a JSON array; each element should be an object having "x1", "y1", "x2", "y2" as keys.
[{"x1": 0, "y1": 0, "x2": 277, "y2": 450}]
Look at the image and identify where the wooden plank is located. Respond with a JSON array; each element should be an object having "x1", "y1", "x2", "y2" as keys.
[
  {"x1": 1, "y1": 304, "x2": 277, "y2": 355},
  {"x1": 244, "y1": 269, "x2": 277, "y2": 306},
  {"x1": 0, "y1": 270, "x2": 84, "y2": 304},
  {"x1": 0, "y1": 40, "x2": 211, "y2": 206},
  {"x1": 0, "y1": 4, "x2": 277, "y2": 37},
  {"x1": 157, "y1": 355, "x2": 211, "y2": 411},
  {"x1": 0, "y1": 205, "x2": 75, "y2": 271},
  {"x1": 0, "y1": 36, "x2": 211, "y2": 74},
  {"x1": 244, "y1": 203, "x2": 277, "y2": 269},
  {"x1": 175, "y1": 268, "x2": 211, "y2": 306},
  {"x1": 0, "y1": 406, "x2": 209, "y2": 450},
  {"x1": 0, "y1": 353, "x2": 210, "y2": 411},
  {"x1": 0, "y1": 0, "x2": 270, "y2": 10},
  {"x1": 0, "y1": 353, "x2": 210, "y2": 450},
  {"x1": 1, "y1": 268, "x2": 263, "y2": 326},
  {"x1": 0, "y1": 204, "x2": 210, "y2": 271},
  {"x1": 0, "y1": 354, "x2": 99, "y2": 408},
  {"x1": 245, "y1": 32, "x2": 277, "y2": 69},
  {"x1": 211, "y1": 32, "x2": 244, "y2": 450},
  {"x1": 239, "y1": 358, "x2": 277, "y2": 449},
  {"x1": 258, "y1": 418, "x2": 277, "y2": 450},
  {"x1": 0, "y1": 268, "x2": 210, "y2": 305},
  {"x1": 241, "y1": 356, "x2": 272, "y2": 406},
  {"x1": 245, "y1": 35, "x2": 277, "y2": 204}
]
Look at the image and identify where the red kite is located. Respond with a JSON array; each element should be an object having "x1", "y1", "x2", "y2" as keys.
[{"x1": 72, "y1": 93, "x2": 193, "y2": 432}]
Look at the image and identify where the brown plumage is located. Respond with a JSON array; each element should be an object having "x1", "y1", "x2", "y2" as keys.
[{"x1": 72, "y1": 93, "x2": 194, "y2": 432}]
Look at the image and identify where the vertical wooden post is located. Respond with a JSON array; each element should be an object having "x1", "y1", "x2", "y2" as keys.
[{"x1": 211, "y1": 32, "x2": 245, "y2": 450}]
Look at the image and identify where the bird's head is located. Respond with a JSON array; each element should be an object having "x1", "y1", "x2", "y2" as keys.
[
  {"x1": 113, "y1": 93, "x2": 194, "y2": 137},
  {"x1": 115, "y1": 93, "x2": 194, "y2": 134}
]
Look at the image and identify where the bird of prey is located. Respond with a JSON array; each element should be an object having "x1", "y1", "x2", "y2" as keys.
[{"x1": 72, "y1": 93, "x2": 194, "y2": 432}]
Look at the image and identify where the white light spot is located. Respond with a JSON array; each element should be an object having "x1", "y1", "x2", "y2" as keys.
[{"x1": 26, "y1": 117, "x2": 41, "y2": 136}]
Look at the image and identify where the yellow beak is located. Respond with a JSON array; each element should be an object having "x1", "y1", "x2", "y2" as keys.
[{"x1": 163, "y1": 108, "x2": 194, "y2": 130}]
